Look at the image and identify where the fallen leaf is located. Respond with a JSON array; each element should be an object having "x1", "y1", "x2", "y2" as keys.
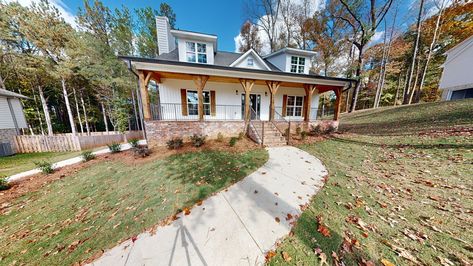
[
  {"x1": 196, "y1": 200, "x2": 203, "y2": 206},
  {"x1": 318, "y1": 224, "x2": 331, "y2": 237},
  {"x1": 381, "y1": 258, "x2": 395, "y2": 266},
  {"x1": 319, "y1": 252, "x2": 329, "y2": 265},
  {"x1": 131, "y1": 236, "x2": 138, "y2": 243},
  {"x1": 183, "y1": 207, "x2": 191, "y2": 215},
  {"x1": 286, "y1": 213, "x2": 293, "y2": 221},
  {"x1": 275, "y1": 217, "x2": 280, "y2": 223},
  {"x1": 281, "y1": 251, "x2": 292, "y2": 262},
  {"x1": 265, "y1": 250, "x2": 276, "y2": 261}
]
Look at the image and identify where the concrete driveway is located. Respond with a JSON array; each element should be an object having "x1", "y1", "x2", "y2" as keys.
[{"x1": 90, "y1": 146, "x2": 327, "y2": 266}]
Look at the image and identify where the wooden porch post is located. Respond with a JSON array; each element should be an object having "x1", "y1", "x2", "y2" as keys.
[
  {"x1": 239, "y1": 79, "x2": 255, "y2": 122},
  {"x1": 334, "y1": 87, "x2": 342, "y2": 121},
  {"x1": 303, "y1": 84, "x2": 317, "y2": 122},
  {"x1": 193, "y1": 75, "x2": 209, "y2": 121},
  {"x1": 138, "y1": 71, "x2": 153, "y2": 120},
  {"x1": 266, "y1": 81, "x2": 280, "y2": 121}
]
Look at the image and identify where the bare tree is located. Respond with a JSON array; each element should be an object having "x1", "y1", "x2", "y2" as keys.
[
  {"x1": 404, "y1": 0, "x2": 426, "y2": 104},
  {"x1": 417, "y1": 0, "x2": 446, "y2": 100},
  {"x1": 238, "y1": 21, "x2": 263, "y2": 53},
  {"x1": 245, "y1": 0, "x2": 281, "y2": 53},
  {"x1": 337, "y1": 0, "x2": 395, "y2": 112}
]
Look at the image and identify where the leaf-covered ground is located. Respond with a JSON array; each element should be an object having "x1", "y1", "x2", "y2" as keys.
[
  {"x1": 268, "y1": 99, "x2": 473, "y2": 265},
  {"x1": 0, "y1": 148, "x2": 268, "y2": 265}
]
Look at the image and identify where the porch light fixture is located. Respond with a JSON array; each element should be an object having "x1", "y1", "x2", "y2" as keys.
[
  {"x1": 265, "y1": 91, "x2": 268, "y2": 96},
  {"x1": 236, "y1": 90, "x2": 238, "y2": 95}
]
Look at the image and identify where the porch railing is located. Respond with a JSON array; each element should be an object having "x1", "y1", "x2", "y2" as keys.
[
  {"x1": 273, "y1": 109, "x2": 290, "y2": 144},
  {"x1": 151, "y1": 103, "x2": 243, "y2": 121},
  {"x1": 248, "y1": 107, "x2": 264, "y2": 145},
  {"x1": 275, "y1": 107, "x2": 319, "y2": 121}
]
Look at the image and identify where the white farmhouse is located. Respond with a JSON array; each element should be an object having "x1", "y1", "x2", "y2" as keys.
[
  {"x1": 439, "y1": 35, "x2": 473, "y2": 100},
  {"x1": 122, "y1": 16, "x2": 353, "y2": 146},
  {"x1": 0, "y1": 89, "x2": 28, "y2": 155}
]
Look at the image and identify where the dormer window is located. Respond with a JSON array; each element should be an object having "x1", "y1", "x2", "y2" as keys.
[
  {"x1": 290, "y1": 56, "x2": 305, "y2": 73},
  {"x1": 247, "y1": 58, "x2": 254, "y2": 67},
  {"x1": 186, "y1": 42, "x2": 207, "y2": 63}
]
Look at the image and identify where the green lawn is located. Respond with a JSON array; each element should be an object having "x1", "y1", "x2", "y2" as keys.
[
  {"x1": 0, "y1": 151, "x2": 82, "y2": 177},
  {"x1": 0, "y1": 148, "x2": 268, "y2": 265},
  {"x1": 269, "y1": 100, "x2": 473, "y2": 265}
]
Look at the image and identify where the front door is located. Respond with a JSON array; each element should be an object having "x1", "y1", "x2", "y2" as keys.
[{"x1": 241, "y1": 93, "x2": 261, "y2": 120}]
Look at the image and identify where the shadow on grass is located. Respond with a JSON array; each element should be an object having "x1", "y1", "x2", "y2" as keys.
[{"x1": 330, "y1": 136, "x2": 473, "y2": 150}]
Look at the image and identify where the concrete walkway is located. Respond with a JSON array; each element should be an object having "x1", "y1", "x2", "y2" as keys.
[
  {"x1": 90, "y1": 146, "x2": 327, "y2": 266},
  {"x1": 7, "y1": 141, "x2": 145, "y2": 183}
]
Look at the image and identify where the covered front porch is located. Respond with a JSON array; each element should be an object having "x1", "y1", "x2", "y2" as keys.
[{"x1": 139, "y1": 72, "x2": 346, "y2": 123}]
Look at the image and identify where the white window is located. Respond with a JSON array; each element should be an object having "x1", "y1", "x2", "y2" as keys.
[
  {"x1": 286, "y1": 96, "x2": 304, "y2": 116},
  {"x1": 187, "y1": 90, "x2": 210, "y2": 115},
  {"x1": 186, "y1": 42, "x2": 207, "y2": 63},
  {"x1": 290, "y1": 56, "x2": 305, "y2": 73},
  {"x1": 247, "y1": 58, "x2": 254, "y2": 66}
]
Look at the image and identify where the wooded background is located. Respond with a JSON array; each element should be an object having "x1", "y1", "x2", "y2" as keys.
[{"x1": 1, "y1": 0, "x2": 472, "y2": 135}]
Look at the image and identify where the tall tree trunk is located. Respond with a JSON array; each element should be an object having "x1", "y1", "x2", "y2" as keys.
[
  {"x1": 409, "y1": 58, "x2": 422, "y2": 104},
  {"x1": 0, "y1": 74, "x2": 6, "y2": 90},
  {"x1": 33, "y1": 91, "x2": 45, "y2": 135},
  {"x1": 403, "y1": 0, "x2": 425, "y2": 104},
  {"x1": 418, "y1": 0, "x2": 445, "y2": 99},
  {"x1": 101, "y1": 101, "x2": 109, "y2": 133},
  {"x1": 38, "y1": 85, "x2": 53, "y2": 136},
  {"x1": 374, "y1": 28, "x2": 388, "y2": 108},
  {"x1": 80, "y1": 91, "x2": 90, "y2": 135},
  {"x1": 350, "y1": 50, "x2": 363, "y2": 112},
  {"x1": 61, "y1": 78, "x2": 77, "y2": 135},
  {"x1": 73, "y1": 87, "x2": 84, "y2": 134},
  {"x1": 394, "y1": 72, "x2": 402, "y2": 106}
]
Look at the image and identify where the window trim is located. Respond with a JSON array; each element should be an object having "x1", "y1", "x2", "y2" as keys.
[
  {"x1": 186, "y1": 41, "x2": 207, "y2": 63},
  {"x1": 286, "y1": 95, "x2": 304, "y2": 117},
  {"x1": 247, "y1": 58, "x2": 254, "y2": 67},
  {"x1": 186, "y1": 89, "x2": 211, "y2": 116},
  {"x1": 290, "y1": 56, "x2": 305, "y2": 74}
]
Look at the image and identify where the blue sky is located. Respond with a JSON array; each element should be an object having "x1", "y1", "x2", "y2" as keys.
[
  {"x1": 9, "y1": 0, "x2": 440, "y2": 52},
  {"x1": 63, "y1": 0, "x2": 247, "y2": 52}
]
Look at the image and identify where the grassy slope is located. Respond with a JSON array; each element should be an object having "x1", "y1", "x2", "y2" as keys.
[
  {"x1": 0, "y1": 151, "x2": 83, "y2": 177},
  {"x1": 269, "y1": 99, "x2": 473, "y2": 265},
  {"x1": 0, "y1": 149, "x2": 268, "y2": 265}
]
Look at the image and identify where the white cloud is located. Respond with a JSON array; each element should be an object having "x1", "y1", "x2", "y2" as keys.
[
  {"x1": 5, "y1": 0, "x2": 77, "y2": 28},
  {"x1": 369, "y1": 30, "x2": 385, "y2": 46}
]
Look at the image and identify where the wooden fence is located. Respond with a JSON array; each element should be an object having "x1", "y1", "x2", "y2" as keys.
[{"x1": 13, "y1": 131, "x2": 143, "y2": 153}]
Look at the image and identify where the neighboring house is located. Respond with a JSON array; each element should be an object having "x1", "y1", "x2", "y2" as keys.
[
  {"x1": 0, "y1": 89, "x2": 28, "y2": 155},
  {"x1": 439, "y1": 35, "x2": 473, "y2": 100},
  {"x1": 122, "y1": 16, "x2": 352, "y2": 146}
]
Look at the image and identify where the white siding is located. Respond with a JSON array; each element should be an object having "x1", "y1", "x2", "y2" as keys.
[
  {"x1": 0, "y1": 97, "x2": 15, "y2": 129},
  {"x1": 439, "y1": 39, "x2": 473, "y2": 92},
  {"x1": 177, "y1": 39, "x2": 215, "y2": 64},
  {"x1": 156, "y1": 16, "x2": 176, "y2": 55},
  {"x1": 232, "y1": 55, "x2": 267, "y2": 70},
  {"x1": 10, "y1": 98, "x2": 27, "y2": 128},
  {"x1": 157, "y1": 79, "x2": 319, "y2": 121}
]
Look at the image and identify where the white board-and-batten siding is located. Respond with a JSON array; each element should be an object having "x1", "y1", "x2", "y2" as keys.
[
  {"x1": 0, "y1": 97, "x2": 27, "y2": 129},
  {"x1": 157, "y1": 79, "x2": 320, "y2": 121}
]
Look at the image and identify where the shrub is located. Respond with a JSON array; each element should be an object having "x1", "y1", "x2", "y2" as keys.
[
  {"x1": 35, "y1": 160, "x2": 54, "y2": 174},
  {"x1": 128, "y1": 138, "x2": 140, "y2": 148},
  {"x1": 133, "y1": 146, "x2": 151, "y2": 158},
  {"x1": 81, "y1": 151, "x2": 96, "y2": 162},
  {"x1": 216, "y1": 132, "x2": 224, "y2": 142},
  {"x1": 238, "y1": 132, "x2": 244, "y2": 140},
  {"x1": 0, "y1": 176, "x2": 10, "y2": 191},
  {"x1": 310, "y1": 124, "x2": 323, "y2": 135},
  {"x1": 229, "y1": 137, "x2": 238, "y2": 147},
  {"x1": 283, "y1": 128, "x2": 290, "y2": 137},
  {"x1": 190, "y1": 134, "x2": 206, "y2": 147},
  {"x1": 296, "y1": 126, "x2": 302, "y2": 135},
  {"x1": 301, "y1": 131, "x2": 308, "y2": 140},
  {"x1": 108, "y1": 143, "x2": 122, "y2": 153},
  {"x1": 166, "y1": 137, "x2": 183, "y2": 149}
]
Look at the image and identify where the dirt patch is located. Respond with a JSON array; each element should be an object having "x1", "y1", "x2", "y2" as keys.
[{"x1": 0, "y1": 138, "x2": 261, "y2": 208}]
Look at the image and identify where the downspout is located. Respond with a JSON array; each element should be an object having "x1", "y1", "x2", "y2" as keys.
[{"x1": 126, "y1": 59, "x2": 147, "y2": 140}]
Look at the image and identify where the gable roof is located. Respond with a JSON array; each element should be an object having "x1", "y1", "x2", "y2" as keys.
[
  {"x1": 264, "y1": 47, "x2": 317, "y2": 59},
  {"x1": 443, "y1": 35, "x2": 473, "y2": 66},
  {"x1": 229, "y1": 49, "x2": 272, "y2": 70},
  {"x1": 0, "y1": 89, "x2": 29, "y2": 99}
]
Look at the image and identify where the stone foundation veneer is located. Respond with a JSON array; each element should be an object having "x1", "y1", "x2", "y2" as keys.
[
  {"x1": 0, "y1": 128, "x2": 18, "y2": 153},
  {"x1": 145, "y1": 120, "x2": 246, "y2": 146},
  {"x1": 273, "y1": 120, "x2": 339, "y2": 133}
]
